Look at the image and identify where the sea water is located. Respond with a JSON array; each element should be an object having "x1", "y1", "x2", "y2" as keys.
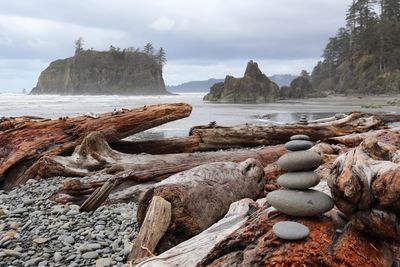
[{"x1": 0, "y1": 92, "x2": 395, "y2": 139}]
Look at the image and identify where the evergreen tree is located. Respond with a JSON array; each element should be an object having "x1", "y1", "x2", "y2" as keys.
[
  {"x1": 156, "y1": 47, "x2": 166, "y2": 68},
  {"x1": 143, "y1": 42, "x2": 154, "y2": 55},
  {"x1": 74, "y1": 37, "x2": 84, "y2": 55}
]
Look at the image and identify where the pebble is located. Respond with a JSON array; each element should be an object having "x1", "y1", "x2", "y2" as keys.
[
  {"x1": 273, "y1": 221, "x2": 309, "y2": 240},
  {"x1": 277, "y1": 171, "x2": 320, "y2": 189},
  {"x1": 82, "y1": 251, "x2": 99, "y2": 259},
  {"x1": 53, "y1": 252, "x2": 62, "y2": 262},
  {"x1": 33, "y1": 237, "x2": 48, "y2": 244},
  {"x1": 267, "y1": 189, "x2": 334, "y2": 217},
  {"x1": 290, "y1": 134, "x2": 310, "y2": 141},
  {"x1": 96, "y1": 258, "x2": 112, "y2": 267},
  {"x1": 277, "y1": 151, "x2": 321, "y2": 171},
  {"x1": 284, "y1": 140, "x2": 313, "y2": 151}
]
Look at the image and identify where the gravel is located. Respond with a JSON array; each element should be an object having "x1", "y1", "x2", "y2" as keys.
[{"x1": 0, "y1": 177, "x2": 138, "y2": 267}]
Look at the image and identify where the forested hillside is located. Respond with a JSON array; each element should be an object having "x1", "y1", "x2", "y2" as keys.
[{"x1": 312, "y1": 0, "x2": 400, "y2": 94}]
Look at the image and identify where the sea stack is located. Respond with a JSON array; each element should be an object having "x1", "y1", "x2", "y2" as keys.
[{"x1": 268, "y1": 134, "x2": 334, "y2": 240}]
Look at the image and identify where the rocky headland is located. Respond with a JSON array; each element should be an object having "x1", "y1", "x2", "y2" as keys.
[
  {"x1": 31, "y1": 49, "x2": 169, "y2": 95},
  {"x1": 203, "y1": 60, "x2": 279, "y2": 103}
]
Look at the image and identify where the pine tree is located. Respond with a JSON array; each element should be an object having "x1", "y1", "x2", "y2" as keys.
[
  {"x1": 143, "y1": 43, "x2": 154, "y2": 55},
  {"x1": 156, "y1": 47, "x2": 166, "y2": 68},
  {"x1": 74, "y1": 37, "x2": 84, "y2": 55}
]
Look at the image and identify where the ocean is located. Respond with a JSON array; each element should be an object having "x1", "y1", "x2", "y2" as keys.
[{"x1": 1, "y1": 93, "x2": 398, "y2": 139}]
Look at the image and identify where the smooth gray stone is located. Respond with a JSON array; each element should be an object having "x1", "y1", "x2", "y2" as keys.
[
  {"x1": 277, "y1": 171, "x2": 320, "y2": 189},
  {"x1": 82, "y1": 251, "x2": 99, "y2": 259},
  {"x1": 273, "y1": 221, "x2": 309, "y2": 240},
  {"x1": 267, "y1": 189, "x2": 334, "y2": 217},
  {"x1": 277, "y1": 151, "x2": 321, "y2": 171},
  {"x1": 284, "y1": 140, "x2": 313, "y2": 151},
  {"x1": 290, "y1": 134, "x2": 310, "y2": 141}
]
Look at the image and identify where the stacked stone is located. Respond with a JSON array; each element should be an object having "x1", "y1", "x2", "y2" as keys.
[
  {"x1": 298, "y1": 114, "x2": 308, "y2": 125},
  {"x1": 267, "y1": 134, "x2": 334, "y2": 240}
]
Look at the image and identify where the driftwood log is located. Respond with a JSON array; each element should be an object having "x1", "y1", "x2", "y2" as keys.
[
  {"x1": 47, "y1": 132, "x2": 286, "y2": 205},
  {"x1": 0, "y1": 103, "x2": 192, "y2": 190},
  {"x1": 136, "y1": 159, "x2": 265, "y2": 253},
  {"x1": 189, "y1": 112, "x2": 394, "y2": 151},
  {"x1": 129, "y1": 196, "x2": 172, "y2": 263},
  {"x1": 327, "y1": 137, "x2": 400, "y2": 242},
  {"x1": 198, "y1": 206, "x2": 393, "y2": 266},
  {"x1": 136, "y1": 198, "x2": 260, "y2": 267}
]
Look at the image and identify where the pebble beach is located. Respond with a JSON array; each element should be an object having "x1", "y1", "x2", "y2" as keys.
[{"x1": 0, "y1": 177, "x2": 138, "y2": 267}]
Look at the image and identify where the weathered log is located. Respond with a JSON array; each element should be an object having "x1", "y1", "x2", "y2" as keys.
[
  {"x1": 109, "y1": 137, "x2": 200, "y2": 155},
  {"x1": 46, "y1": 133, "x2": 286, "y2": 205},
  {"x1": 189, "y1": 112, "x2": 390, "y2": 151},
  {"x1": 198, "y1": 206, "x2": 393, "y2": 267},
  {"x1": 137, "y1": 159, "x2": 265, "y2": 253},
  {"x1": 0, "y1": 103, "x2": 192, "y2": 190},
  {"x1": 326, "y1": 126, "x2": 400, "y2": 148},
  {"x1": 136, "y1": 198, "x2": 259, "y2": 267},
  {"x1": 327, "y1": 137, "x2": 400, "y2": 242},
  {"x1": 128, "y1": 196, "x2": 172, "y2": 263}
]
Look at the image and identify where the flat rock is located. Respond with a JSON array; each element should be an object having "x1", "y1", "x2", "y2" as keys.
[
  {"x1": 277, "y1": 151, "x2": 321, "y2": 171},
  {"x1": 82, "y1": 251, "x2": 99, "y2": 259},
  {"x1": 96, "y1": 258, "x2": 112, "y2": 267},
  {"x1": 267, "y1": 189, "x2": 334, "y2": 217},
  {"x1": 273, "y1": 221, "x2": 309, "y2": 240},
  {"x1": 33, "y1": 237, "x2": 48, "y2": 244},
  {"x1": 277, "y1": 171, "x2": 320, "y2": 189},
  {"x1": 284, "y1": 140, "x2": 313, "y2": 151},
  {"x1": 290, "y1": 134, "x2": 310, "y2": 141}
]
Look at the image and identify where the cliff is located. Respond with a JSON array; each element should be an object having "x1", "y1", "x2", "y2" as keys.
[
  {"x1": 203, "y1": 61, "x2": 279, "y2": 103},
  {"x1": 31, "y1": 50, "x2": 169, "y2": 95}
]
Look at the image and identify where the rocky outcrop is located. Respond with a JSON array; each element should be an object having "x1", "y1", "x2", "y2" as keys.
[
  {"x1": 279, "y1": 76, "x2": 326, "y2": 99},
  {"x1": 31, "y1": 50, "x2": 169, "y2": 95},
  {"x1": 203, "y1": 61, "x2": 279, "y2": 103}
]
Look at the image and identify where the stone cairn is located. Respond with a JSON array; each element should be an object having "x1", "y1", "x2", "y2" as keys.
[
  {"x1": 298, "y1": 114, "x2": 308, "y2": 125},
  {"x1": 267, "y1": 134, "x2": 334, "y2": 240}
]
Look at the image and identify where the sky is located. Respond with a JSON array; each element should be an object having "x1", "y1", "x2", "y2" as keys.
[{"x1": 0, "y1": 0, "x2": 351, "y2": 92}]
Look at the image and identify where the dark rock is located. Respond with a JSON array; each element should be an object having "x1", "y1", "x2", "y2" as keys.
[
  {"x1": 284, "y1": 140, "x2": 313, "y2": 151},
  {"x1": 277, "y1": 171, "x2": 320, "y2": 189},
  {"x1": 278, "y1": 76, "x2": 313, "y2": 99},
  {"x1": 272, "y1": 221, "x2": 309, "y2": 240},
  {"x1": 203, "y1": 60, "x2": 279, "y2": 103},
  {"x1": 290, "y1": 135, "x2": 310, "y2": 141},
  {"x1": 277, "y1": 151, "x2": 321, "y2": 171},
  {"x1": 266, "y1": 189, "x2": 334, "y2": 217}
]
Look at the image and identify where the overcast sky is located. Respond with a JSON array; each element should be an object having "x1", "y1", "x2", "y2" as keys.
[{"x1": 0, "y1": 0, "x2": 351, "y2": 92}]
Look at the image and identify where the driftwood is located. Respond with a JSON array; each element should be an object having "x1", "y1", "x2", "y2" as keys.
[
  {"x1": 327, "y1": 126, "x2": 400, "y2": 148},
  {"x1": 327, "y1": 137, "x2": 400, "y2": 242},
  {"x1": 47, "y1": 133, "x2": 286, "y2": 205},
  {"x1": 0, "y1": 103, "x2": 192, "y2": 190},
  {"x1": 189, "y1": 112, "x2": 393, "y2": 151},
  {"x1": 136, "y1": 198, "x2": 259, "y2": 267},
  {"x1": 129, "y1": 196, "x2": 172, "y2": 263},
  {"x1": 136, "y1": 159, "x2": 265, "y2": 253},
  {"x1": 198, "y1": 206, "x2": 393, "y2": 266},
  {"x1": 109, "y1": 137, "x2": 200, "y2": 155}
]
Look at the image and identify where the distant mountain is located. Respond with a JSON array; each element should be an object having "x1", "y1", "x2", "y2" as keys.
[
  {"x1": 269, "y1": 74, "x2": 297, "y2": 87},
  {"x1": 167, "y1": 78, "x2": 224, "y2": 92}
]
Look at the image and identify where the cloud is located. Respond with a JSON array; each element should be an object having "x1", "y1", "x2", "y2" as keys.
[
  {"x1": 149, "y1": 17, "x2": 175, "y2": 32},
  {"x1": 0, "y1": 0, "x2": 352, "y2": 90}
]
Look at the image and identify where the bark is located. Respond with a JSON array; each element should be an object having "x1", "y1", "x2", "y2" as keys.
[
  {"x1": 189, "y1": 112, "x2": 390, "y2": 151},
  {"x1": 327, "y1": 137, "x2": 400, "y2": 242},
  {"x1": 198, "y1": 206, "x2": 393, "y2": 267},
  {"x1": 136, "y1": 159, "x2": 266, "y2": 253},
  {"x1": 0, "y1": 103, "x2": 192, "y2": 190},
  {"x1": 136, "y1": 198, "x2": 259, "y2": 267},
  {"x1": 128, "y1": 196, "x2": 172, "y2": 263}
]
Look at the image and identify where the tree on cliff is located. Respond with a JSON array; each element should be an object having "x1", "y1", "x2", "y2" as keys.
[
  {"x1": 143, "y1": 43, "x2": 155, "y2": 55},
  {"x1": 74, "y1": 37, "x2": 84, "y2": 55},
  {"x1": 311, "y1": 0, "x2": 400, "y2": 94},
  {"x1": 156, "y1": 47, "x2": 166, "y2": 68}
]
